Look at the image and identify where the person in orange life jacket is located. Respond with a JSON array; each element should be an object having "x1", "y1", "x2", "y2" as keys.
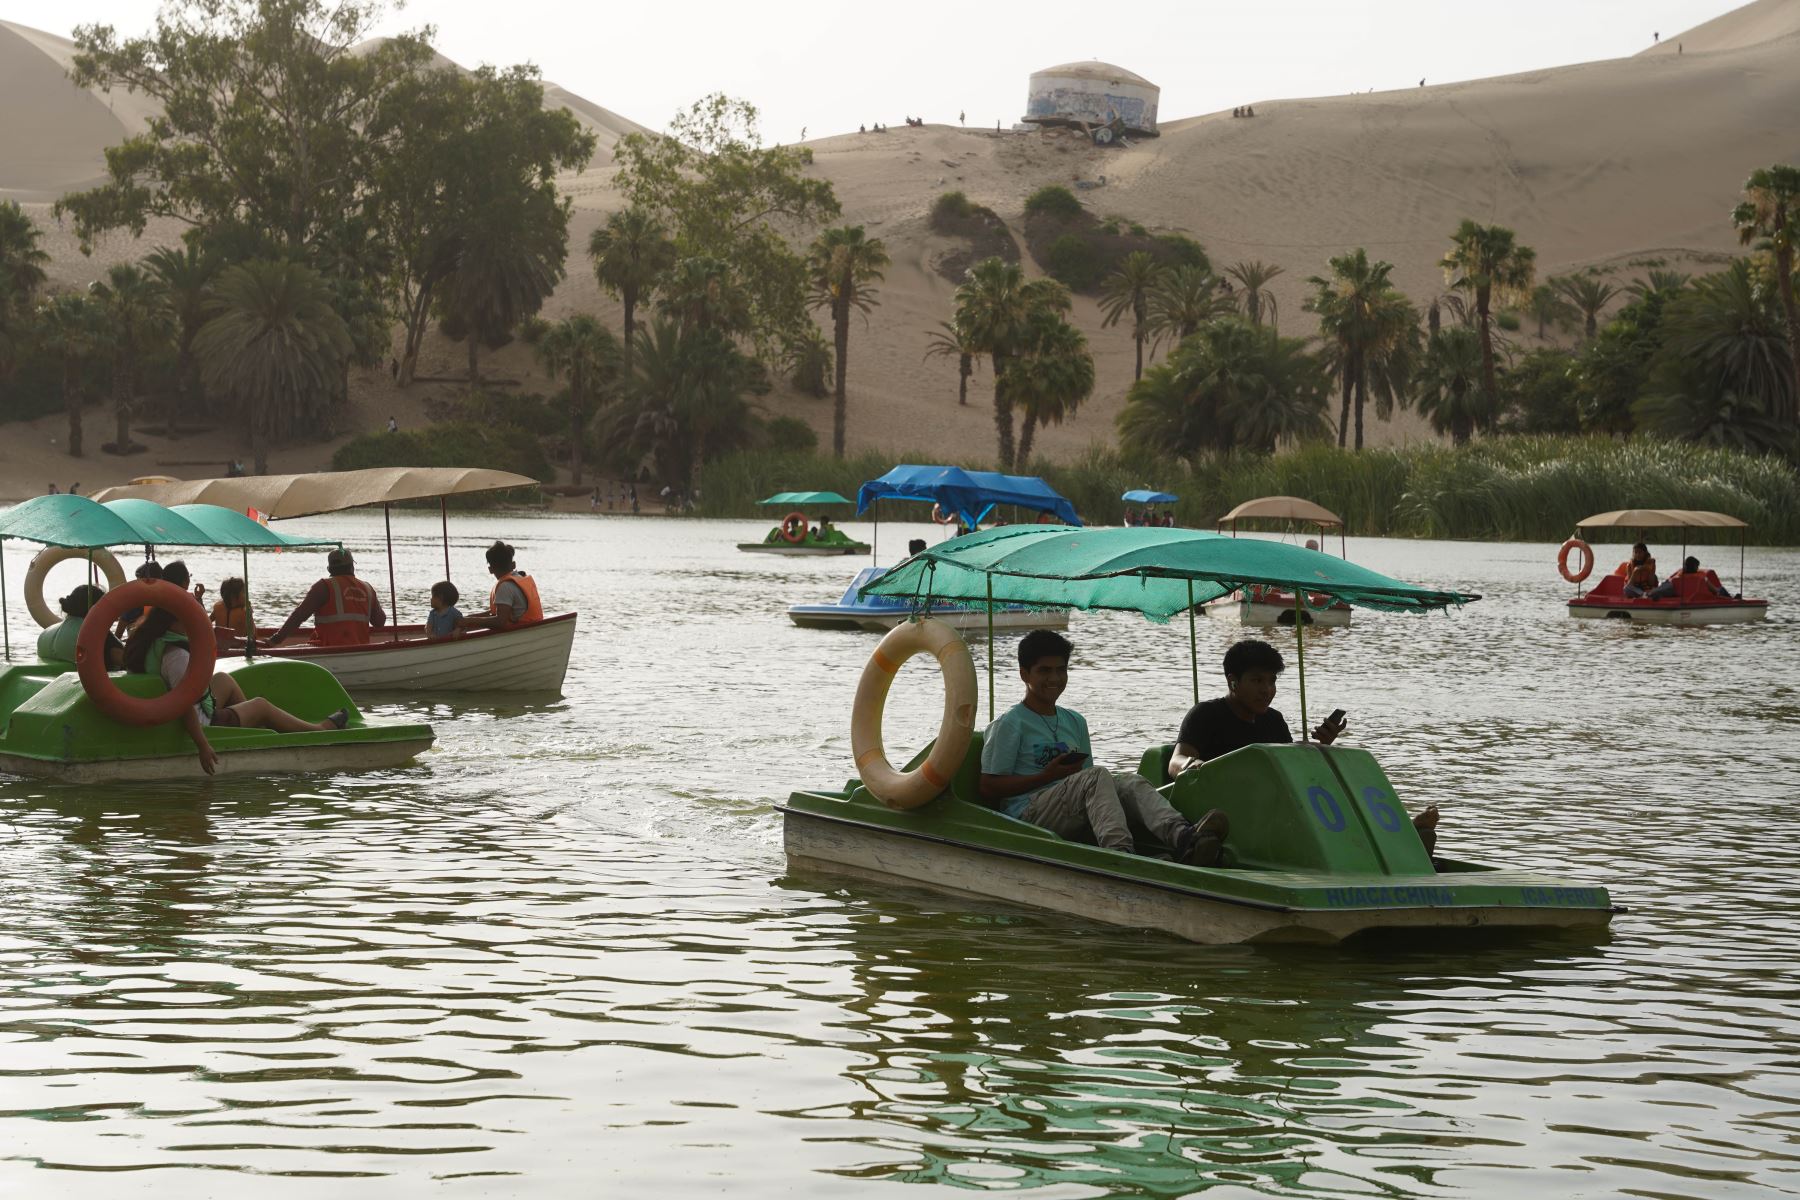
[
  {"x1": 263, "y1": 548, "x2": 387, "y2": 647},
  {"x1": 1619, "y1": 542, "x2": 1659, "y2": 597},
  {"x1": 1649, "y1": 555, "x2": 1731, "y2": 599},
  {"x1": 460, "y1": 541, "x2": 543, "y2": 631}
]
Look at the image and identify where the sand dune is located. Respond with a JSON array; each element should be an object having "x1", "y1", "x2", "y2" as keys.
[{"x1": 4, "y1": 2, "x2": 1799, "y2": 491}]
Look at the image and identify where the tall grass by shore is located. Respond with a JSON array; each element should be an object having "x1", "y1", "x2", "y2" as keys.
[{"x1": 697, "y1": 438, "x2": 1800, "y2": 544}]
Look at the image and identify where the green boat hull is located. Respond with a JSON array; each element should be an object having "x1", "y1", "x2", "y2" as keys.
[
  {"x1": 0, "y1": 658, "x2": 434, "y2": 782},
  {"x1": 738, "y1": 527, "x2": 870, "y2": 556},
  {"x1": 782, "y1": 739, "x2": 1615, "y2": 945}
]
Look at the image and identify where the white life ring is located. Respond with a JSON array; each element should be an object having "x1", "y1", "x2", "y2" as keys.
[
  {"x1": 851, "y1": 617, "x2": 978, "y2": 810},
  {"x1": 24, "y1": 546, "x2": 126, "y2": 628}
]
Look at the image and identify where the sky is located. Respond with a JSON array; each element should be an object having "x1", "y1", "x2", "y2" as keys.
[{"x1": 16, "y1": 0, "x2": 1750, "y2": 139}]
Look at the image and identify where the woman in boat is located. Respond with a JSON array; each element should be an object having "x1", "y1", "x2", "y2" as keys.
[
  {"x1": 210, "y1": 576, "x2": 251, "y2": 638},
  {"x1": 1169, "y1": 638, "x2": 1440, "y2": 852},
  {"x1": 1621, "y1": 543, "x2": 1659, "y2": 598},
  {"x1": 37, "y1": 584, "x2": 125, "y2": 669},
  {"x1": 125, "y1": 561, "x2": 348, "y2": 776}
]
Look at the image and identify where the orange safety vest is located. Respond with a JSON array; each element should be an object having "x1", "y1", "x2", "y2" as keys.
[
  {"x1": 489, "y1": 570, "x2": 544, "y2": 624},
  {"x1": 314, "y1": 574, "x2": 375, "y2": 645}
]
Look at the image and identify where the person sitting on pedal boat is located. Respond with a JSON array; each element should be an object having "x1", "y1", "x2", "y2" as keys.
[
  {"x1": 978, "y1": 630, "x2": 1229, "y2": 865},
  {"x1": 1620, "y1": 542, "x2": 1659, "y2": 598},
  {"x1": 1169, "y1": 638, "x2": 1441, "y2": 853},
  {"x1": 264, "y1": 549, "x2": 386, "y2": 647},
  {"x1": 38, "y1": 584, "x2": 125, "y2": 669},
  {"x1": 460, "y1": 541, "x2": 543, "y2": 631},
  {"x1": 124, "y1": 561, "x2": 347, "y2": 776},
  {"x1": 1648, "y1": 555, "x2": 1731, "y2": 599}
]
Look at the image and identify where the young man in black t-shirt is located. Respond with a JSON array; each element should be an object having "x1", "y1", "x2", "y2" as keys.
[{"x1": 1169, "y1": 639, "x2": 1439, "y2": 851}]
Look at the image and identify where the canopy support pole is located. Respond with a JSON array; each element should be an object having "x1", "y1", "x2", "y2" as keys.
[
  {"x1": 1187, "y1": 579, "x2": 1198, "y2": 704},
  {"x1": 384, "y1": 503, "x2": 399, "y2": 642},
  {"x1": 1, "y1": 540, "x2": 10, "y2": 661},
  {"x1": 1739, "y1": 529, "x2": 1746, "y2": 596},
  {"x1": 986, "y1": 573, "x2": 995, "y2": 723},
  {"x1": 441, "y1": 497, "x2": 451, "y2": 583},
  {"x1": 242, "y1": 547, "x2": 254, "y2": 661},
  {"x1": 1294, "y1": 590, "x2": 1309, "y2": 741},
  {"x1": 872, "y1": 516, "x2": 878, "y2": 566}
]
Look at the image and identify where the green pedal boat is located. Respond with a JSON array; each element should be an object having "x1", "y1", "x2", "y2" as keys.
[{"x1": 0, "y1": 658, "x2": 434, "y2": 783}]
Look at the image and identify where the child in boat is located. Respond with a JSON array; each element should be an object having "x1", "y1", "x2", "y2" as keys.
[
  {"x1": 1169, "y1": 639, "x2": 1439, "y2": 852},
  {"x1": 426, "y1": 581, "x2": 464, "y2": 640},
  {"x1": 978, "y1": 629, "x2": 1229, "y2": 864},
  {"x1": 211, "y1": 577, "x2": 251, "y2": 637},
  {"x1": 124, "y1": 560, "x2": 348, "y2": 776},
  {"x1": 38, "y1": 584, "x2": 125, "y2": 669}
]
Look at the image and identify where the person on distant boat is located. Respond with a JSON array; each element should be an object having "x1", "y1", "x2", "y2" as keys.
[
  {"x1": 1649, "y1": 555, "x2": 1731, "y2": 600},
  {"x1": 1169, "y1": 638, "x2": 1440, "y2": 852},
  {"x1": 908, "y1": 537, "x2": 928, "y2": 556},
  {"x1": 264, "y1": 549, "x2": 386, "y2": 647},
  {"x1": 210, "y1": 576, "x2": 251, "y2": 639},
  {"x1": 979, "y1": 630, "x2": 1230, "y2": 865},
  {"x1": 116, "y1": 560, "x2": 165, "y2": 639},
  {"x1": 38, "y1": 584, "x2": 125, "y2": 669},
  {"x1": 1619, "y1": 542, "x2": 1659, "y2": 598},
  {"x1": 125, "y1": 560, "x2": 348, "y2": 775},
  {"x1": 461, "y1": 541, "x2": 543, "y2": 631}
]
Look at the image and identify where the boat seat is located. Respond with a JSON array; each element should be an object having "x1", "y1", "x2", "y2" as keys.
[
  {"x1": 1586, "y1": 573, "x2": 1625, "y2": 598},
  {"x1": 1137, "y1": 743, "x2": 1175, "y2": 787}
]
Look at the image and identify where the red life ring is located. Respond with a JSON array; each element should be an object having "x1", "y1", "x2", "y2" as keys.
[
  {"x1": 781, "y1": 511, "x2": 809, "y2": 543},
  {"x1": 931, "y1": 504, "x2": 958, "y2": 526},
  {"x1": 76, "y1": 580, "x2": 217, "y2": 727},
  {"x1": 1558, "y1": 537, "x2": 1594, "y2": 584}
]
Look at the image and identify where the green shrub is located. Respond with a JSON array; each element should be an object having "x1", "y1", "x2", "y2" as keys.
[
  {"x1": 763, "y1": 415, "x2": 818, "y2": 452},
  {"x1": 1153, "y1": 233, "x2": 1210, "y2": 272},
  {"x1": 1495, "y1": 311, "x2": 1522, "y2": 332},
  {"x1": 331, "y1": 420, "x2": 552, "y2": 486},
  {"x1": 930, "y1": 191, "x2": 975, "y2": 228},
  {"x1": 1024, "y1": 185, "x2": 1083, "y2": 219},
  {"x1": 1045, "y1": 233, "x2": 1104, "y2": 291}
]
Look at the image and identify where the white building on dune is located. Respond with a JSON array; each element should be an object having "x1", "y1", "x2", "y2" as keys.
[{"x1": 1023, "y1": 61, "x2": 1160, "y2": 137}]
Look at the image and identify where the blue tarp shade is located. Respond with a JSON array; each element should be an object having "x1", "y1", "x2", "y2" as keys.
[
  {"x1": 856, "y1": 465, "x2": 1081, "y2": 529},
  {"x1": 1122, "y1": 489, "x2": 1179, "y2": 504}
]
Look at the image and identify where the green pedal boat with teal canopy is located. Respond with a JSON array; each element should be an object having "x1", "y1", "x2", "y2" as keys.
[{"x1": 780, "y1": 526, "x2": 1617, "y2": 945}]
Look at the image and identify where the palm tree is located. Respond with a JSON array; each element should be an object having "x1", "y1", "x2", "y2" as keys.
[
  {"x1": 193, "y1": 260, "x2": 352, "y2": 474},
  {"x1": 1625, "y1": 269, "x2": 1691, "y2": 300},
  {"x1": 0, "y1": 200, "x2": 50, "y2": 384},
  {"x1": 1551, "y1": 273, "x2": 1620, "y2": 340},
  {"x1": 923, "y1": 319, "x2": 980, "y2": 406},
  {"x1": 536, "y1": 314, "x2": 619, "y2": 487},
  {"x1": 1098, "y1": 251, "x2": 1163, "y2": 380},
  {"x1": 589, "y1": 206, "x2": 675, "y2": 395},
  {"x1": 35, "y1": 293, "x2": 102, "y2": 458},
  {"x1": 659, "y1": 256, "x2": 751, "y2": 335},
  {"x1": 1414, "y1": 327, "x2": 1486, "y2": 444},
  {"x1": 1225, "y1": 260, "x2": 1284, "y2": 329},
  {"x1": 1146, "y1": 265, "x2": 1233, "y2": 354},
  {"x1": 89, "y1": 264, "x2": 172, "y2": 450},
  {"x1": 605, "y1": 317, "x2": 758, "y2": 489},
  {"x1": 806, "y1": 225, "x2": 889, "y2": 458},
  {"x1": 1009, "y1": 311, "x2": 1095, "y2": 468},
  {"x1": 1439, "y1": 220, "x2": 1536, "y2": 417},
  {"x1": 144, "y1": 243, "x2": 220, "y2": 433},
  {"x1": 1525, "y1": 284, "x2": 1576, "y2": 339},
  {"x1": 440, "y1": 204, "x2": 567, "y2": 387},
  {"x1": 1304, "y1": 249, "x2": 1420, "y2": 450},
  {"x1": 1731, "y1": 164, "x2": 1800, "y2": 427},
  {"x1": 952, "y1": 258, "x2": 1070, "y2": 469},
  {"x1": 1642, "y1": 259, "x2": 1795, "y2": 436}
]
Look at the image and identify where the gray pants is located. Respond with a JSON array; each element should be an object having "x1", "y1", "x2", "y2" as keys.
[{"x1": 1019, "y1": 767, "x2": 1189, "y2": 855}]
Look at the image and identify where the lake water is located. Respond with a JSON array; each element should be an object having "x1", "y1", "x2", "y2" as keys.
[{"x1": 2, "y1": 513, "x2": 1797, "y2": 1197}]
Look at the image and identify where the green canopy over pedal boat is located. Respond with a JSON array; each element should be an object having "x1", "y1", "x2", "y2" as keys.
[
  {"x1": 740, "y1": 492, "x2": 870, "y2": 556},
  {"x1": 782, "y1": 526, "x2": 1617, "y2": 945}
]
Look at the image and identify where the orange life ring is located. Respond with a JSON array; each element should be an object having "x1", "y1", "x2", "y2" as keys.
[
  {"x1": 781, "y1": 511, "x2": 809, "y2": 544},
  {"x1": 76, "y1": 580, "x2": 216, "y2": 727},
  {"x1": 1558, "y1": 537, "x2": 1594, "y2": 584},
  {"x1": 931, "y1": 503, "x2": 958, "y2": 526}
]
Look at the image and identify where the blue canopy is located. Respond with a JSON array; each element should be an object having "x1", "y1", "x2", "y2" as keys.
[
  {"x1": 856, "y1": 465, "x2": 1081, "y2": 529},
  {"x1": 1122, "y1": 489, "x2": 1179, "y2": 504}
]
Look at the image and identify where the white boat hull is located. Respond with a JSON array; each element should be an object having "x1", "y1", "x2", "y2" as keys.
[
  {"x1": 787, "y1": 607, "x2": 1069, "y2": 633},
  {"x1": 1238, "y1": 601, "x2": 1352, "y2": 628},
  {"x1": 230, "y1": 613, "x2": 577, "y2": 692},
  {"x1": 1567, "y1": 601, "x2": 1768, "y2": 625}
]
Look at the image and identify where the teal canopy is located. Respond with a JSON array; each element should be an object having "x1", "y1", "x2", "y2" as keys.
[
  {"x1": 860, "y1": 525, "x2": 1479, "y2": 619},
  {"x1": 758, "y1": 491, "x2": 854, "y2": 507},
  {"x1": 1122, "y1": 489, "x2": 1179, "y2": 504},
  {"x1": 0, "y1": 495, "x2": 336, "y2": 550}
]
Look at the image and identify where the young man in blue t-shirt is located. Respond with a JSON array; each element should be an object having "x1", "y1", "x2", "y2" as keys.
[{"x1": 978, "y1": 630, "x2": 1228, "y2": 864}]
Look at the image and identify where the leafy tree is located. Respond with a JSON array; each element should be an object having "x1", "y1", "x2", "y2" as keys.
[
  {"x1": 1524, "y1": 284, "x2": 1576, "y2": 340},
  {"x1": 1008, "y1": 311, "x2": 1095, "y2": 468},
  {"x1": 194, "y1": 260, "x2": 352, "y2": 473},
  {"x1": 89, "y1": 264, "x2": 172, "y2": 449},
  {"x1": 1225, "y1": 260, "x2": 1284, "y2": 329},
  {"x1": 0, "y1": 201, "x2": 51, "y2": 383},
  {"x1": 1731, "y1": 164, "x2": 1800, "y2": 427},
  {"x1": 1413, "y1": 327, "x2": 1486, "y2": 445},
  {"x1": 1117, "y1": 316, "x2": 1329, "y2": 457},
  {"x1": 35, "y1": 294, "x2": 104, "y2": 458},
  {"x1": 437, "y1": 190, "x2": 569, "y2": 388},
  {"x1": 806, "y1": 225, "x2": 889, "y2": 458},
  {"x1": 535, "y1": 314, "x2": 619, "y2": 486},
  {"x1": 589, "y1": 206, "x2": 676, "y2": 393},
  {"x1": 144, "y1": 242, "x2": 220, "y2": 431},
  {"x1": 613, "y1": 94, "x2": 840, "y2": 357},
  {"x1": 1439, "y1": 220, "x2": 1536, "y2": 419},
  {"x1": 1551, "y1": 273, "x2": 1620, "y2": 340},
  {"x1": 1146, "y1": 265, "x2": 1233, "y2": 353},
  {"x1": 1572, "y1": 288, "x2": 1677, "y2": 436},
  {"x1": 952, "y1": 257, "x2": 1070, "y2": 469},
  {"x1": 1304, "y1": 249, "x2": 1420, "y2": 451},
  {"x1": 1499, "y1": 348, "x2": 1581, "y2": 434},
  {"x1": 923, "y1": 318, "x2": 980, "y2": 406},
  {"x1": 1099, "y1": 251, "x2": 1163, "y2": 381}
]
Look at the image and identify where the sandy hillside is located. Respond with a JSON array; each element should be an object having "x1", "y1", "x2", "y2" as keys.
[{"x1": 4, "y1": 2, "x2": 1800, "y2": 494}]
